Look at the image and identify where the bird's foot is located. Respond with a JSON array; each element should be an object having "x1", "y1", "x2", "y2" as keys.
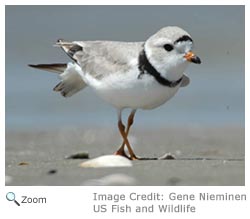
[
  {"x1": 114, "y1": 150, "x2": 130, "y2": 159},
  {"x1": 114, "y1": 150, "x2": 141, "y2": 160},
  {"x1": 129, "y1": 155, "x2": 140, "y2": 160}
]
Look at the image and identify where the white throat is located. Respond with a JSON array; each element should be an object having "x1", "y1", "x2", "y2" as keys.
[{"x1": 144, "y1": 43, "x2": 189, "y2": 81}]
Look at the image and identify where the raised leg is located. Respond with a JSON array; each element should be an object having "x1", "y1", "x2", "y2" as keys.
[
  {"x1": 115, "y1": 109, "x2": 138, "y2": 160},
  {"x1": 115, "y1": 110, "x2": 136, "y2": 158}
]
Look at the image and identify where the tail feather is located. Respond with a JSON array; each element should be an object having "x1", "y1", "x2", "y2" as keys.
[
  {"x1": 53, "y1": 81, "x2": 70, "y2": 97},
  {"x1": 53, "y1": 82, "x2": 64, "y2": 92},
  {"x1": 28, "y1": 63, "x2": 67, "y2": 74},
  {"x1": 29, "y1": 62, "x2": 87, "y2": 97}
]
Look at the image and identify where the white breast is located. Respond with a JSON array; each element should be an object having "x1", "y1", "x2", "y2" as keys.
[{"x1": 86, "y1": 68, "x2": 181, "y2": 110}]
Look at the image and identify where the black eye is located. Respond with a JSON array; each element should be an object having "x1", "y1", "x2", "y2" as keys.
[{"x1": 164, "y1": 44, "x2": 174, "y2": 52}]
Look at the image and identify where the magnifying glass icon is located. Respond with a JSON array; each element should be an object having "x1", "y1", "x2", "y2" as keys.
[{"x1": 6, "y1": 192, "x2": 20, "y2": 206}]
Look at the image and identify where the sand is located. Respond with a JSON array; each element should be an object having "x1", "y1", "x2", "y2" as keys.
[{"x1": 5, "y1": 126, "x2": 244, "y2": 186}]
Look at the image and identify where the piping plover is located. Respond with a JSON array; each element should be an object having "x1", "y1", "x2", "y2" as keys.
[{"x1": 29, "y1": 26, "x2": 201, "y2": 160}]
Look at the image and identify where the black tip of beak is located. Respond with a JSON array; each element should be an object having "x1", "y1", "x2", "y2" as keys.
[{"x1": 191, "y1": 56, "x2": 201, "y2": 64}]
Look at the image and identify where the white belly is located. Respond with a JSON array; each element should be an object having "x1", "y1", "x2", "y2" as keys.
[{"x1": 85, "y1": 70, "x2": 181, "y2": 110}]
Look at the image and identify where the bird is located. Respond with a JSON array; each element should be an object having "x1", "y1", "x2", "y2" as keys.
[{"x1": 29, "y1": 26, "x2": 201, "y2": 160}]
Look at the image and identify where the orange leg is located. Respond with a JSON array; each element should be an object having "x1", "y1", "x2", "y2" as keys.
[
  {"x1": 114, "y1": 121, "x2": 130, "y2": 159},
  {"x1": 115, "y1": 110, "x2": 136, "y2": 158},
  {"x1": 115, "y1": 110, "x2": 138, "y2": 160}
]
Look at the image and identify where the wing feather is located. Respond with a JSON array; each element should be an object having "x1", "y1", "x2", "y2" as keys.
[
  {"x1": 180, "y1": 74, "x2": 190, "y2": 87},
  {"x1": 56, "y1": 40, "x2": 144, "y2": 79}
]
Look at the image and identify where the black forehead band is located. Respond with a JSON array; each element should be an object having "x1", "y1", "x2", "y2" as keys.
[{"x1": 174, "y1": 35, "x2": 193, "y2": 44}]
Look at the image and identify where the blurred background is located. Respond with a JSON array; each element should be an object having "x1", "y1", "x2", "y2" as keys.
[{"x1": 6, "y1": 5, "x2": 244, "y2": 131}]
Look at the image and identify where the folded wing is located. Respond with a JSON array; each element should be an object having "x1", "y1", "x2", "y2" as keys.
[{"x1": 56, "y1": 39, "x2": 144, "y2": 80}]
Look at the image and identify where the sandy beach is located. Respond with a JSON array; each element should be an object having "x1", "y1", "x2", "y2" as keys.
[{"x1": 5, "y1": 126, "x2": 244, "y2": 186}]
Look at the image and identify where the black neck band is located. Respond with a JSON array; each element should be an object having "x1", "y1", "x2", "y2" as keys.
[{"x1": 138, "y1": 49, "x2": 183, "y2": 87}]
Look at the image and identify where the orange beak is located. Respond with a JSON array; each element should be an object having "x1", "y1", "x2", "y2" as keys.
[{"x1": 184, "y1": 51, "x2": 201, "y2": 64}]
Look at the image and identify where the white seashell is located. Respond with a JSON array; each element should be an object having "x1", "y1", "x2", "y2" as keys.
[{"x1": 80, "y1": 155, "x2": 132, "y2": 168}]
